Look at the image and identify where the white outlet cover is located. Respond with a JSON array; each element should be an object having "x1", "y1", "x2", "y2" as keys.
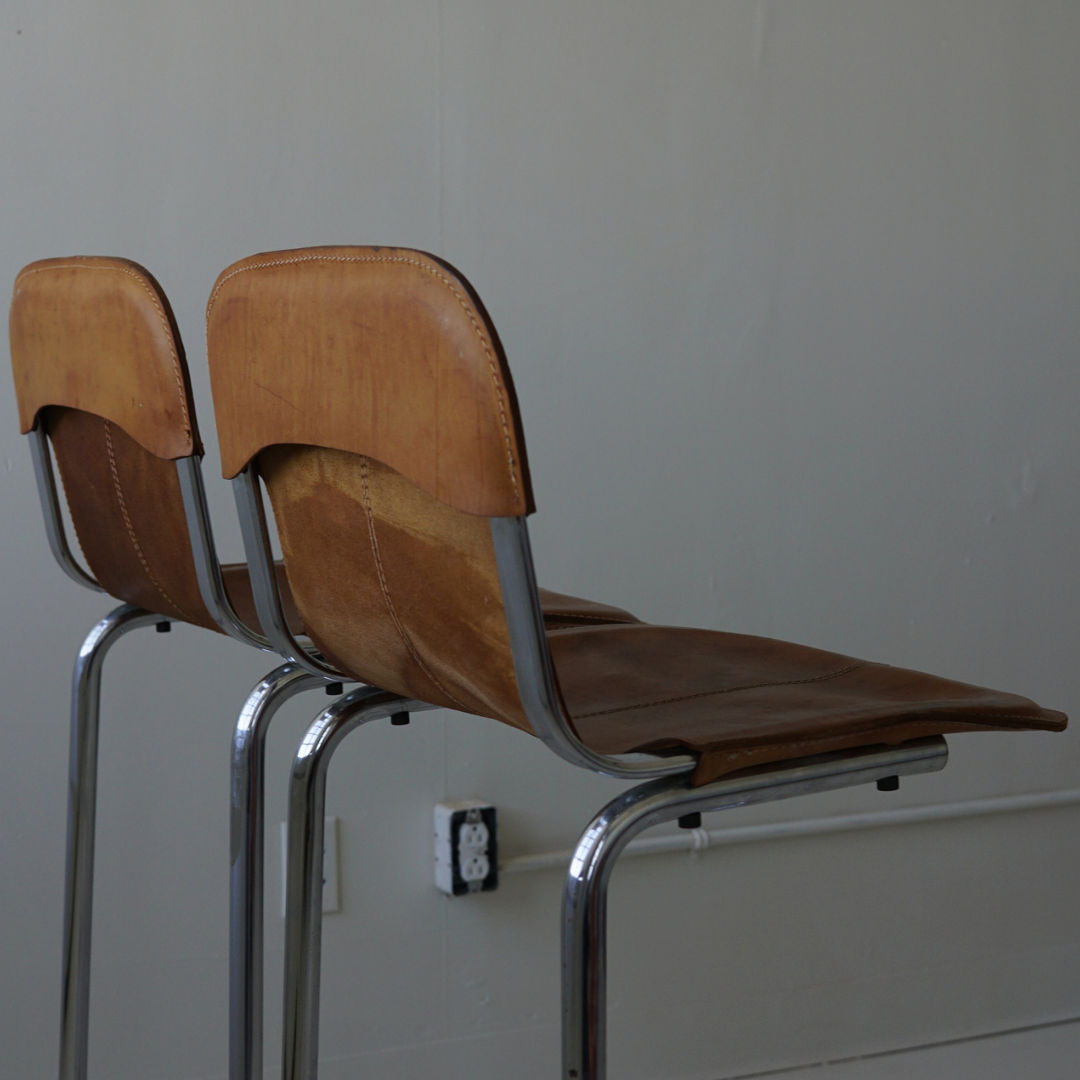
[
  {"x1": 434, "y1": 799, "x2": 496, "y2": 895},
  {"x1": 281, "y1": 816, "x2": 340, "y2": 917}
]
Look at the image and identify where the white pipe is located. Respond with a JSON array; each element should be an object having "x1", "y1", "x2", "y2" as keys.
[{"x1": 499, "y1": 787, "x2": 1080, "y2": 876}]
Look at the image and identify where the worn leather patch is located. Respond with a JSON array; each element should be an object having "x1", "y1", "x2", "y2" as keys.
[{"x1": 261, "y1": 444, "x2": 531, "y2": 726}]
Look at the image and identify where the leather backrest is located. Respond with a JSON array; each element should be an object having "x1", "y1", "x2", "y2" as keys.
[
  {"x1": 259, "y1": 444, "x2": 530, "y2": 729},
  {"x1": 8, "y1": 257, "x2": 222, "y2": 627},
  {"x1": 205, "y1": 247, "x2": 533, "y2": 516},
  {"x1": 206, "y1": 248, "x2": 535, "y2": 724},
  {"x1": 44, "y1": 405, "x2": 222, "y2": 629},
  {"x1": 10, "y1": 256, "x2": 201, "y2": 457}
]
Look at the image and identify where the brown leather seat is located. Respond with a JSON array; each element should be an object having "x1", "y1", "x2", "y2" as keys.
[
  {"x1": 538, "y1": 588, "x2": 641, "y2": 630},
  {"x1": 552, "y1": 623, "x2": 1064, "y2": 785},
  {"x1": 206, "y1": 247, "x2": 1065, "y2": 787}
]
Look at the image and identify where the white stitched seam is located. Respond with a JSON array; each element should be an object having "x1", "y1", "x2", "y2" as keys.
[
  {"x1": 206, "y1": 253, "x2": 521, "y2": 505},
  {"x1": 102, "y1": 419, "x2": 195, "y2": 622},
  {"x1": 358, "y1": 455, "x2": 469, "y2": 710}
]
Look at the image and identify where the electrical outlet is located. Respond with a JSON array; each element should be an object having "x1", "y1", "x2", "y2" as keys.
[
  {"x1": 280, "y1": 816, "x2": 340, "y2": 916},
  {"x1": 435, "y1": 800, "x2": 498, "y2": 896}
]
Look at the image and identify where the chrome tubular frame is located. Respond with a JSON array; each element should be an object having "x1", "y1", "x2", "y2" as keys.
[
  {"x1": 281, "y1": 687, "x2": 437, "y2": 1080},
  {"x1": 28, "y1": 426, "x2": 103, "y2": 593},
  {"x1": 231, "y1": 664, "x2": 331, "y2": 1080},
  {"x1": 490, "y1": 516, "x2": 697, "y2": 780},
  {"x1": 232, "y1": 468, "x2": 347, "y2": 680},
  {"x1": 561, "y1": 736, "x2": 950, "y2": 1080},
  {"x1": 60, "y1": 604, "x2": 163, "y2": 1080},
  {"x1": 176, "y1": 456, "x2": 273, "y2": 651},
  {"x1": 35, "y1": 418, "x2": 350, "y2": 1076}
]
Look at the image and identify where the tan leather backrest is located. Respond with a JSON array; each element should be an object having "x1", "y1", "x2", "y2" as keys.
[
  {"x1": 7, "y1": 257, "x2": 227, "y2": 628},
  {"x1": 10, "y1": 256, "x2": 200, "y2": 458},
  {"x1": 42, "y1": 405, "x2": 223, "y2": 629},
  {"x1": 205, "y1": 247, "x2": 533, "y2": 516},
  {"x1": 259, "y1": 444, "x2": 531, "y2": 729},
  {"x1": 206, "y1": 247, "x2": 535, "y2": 724}
]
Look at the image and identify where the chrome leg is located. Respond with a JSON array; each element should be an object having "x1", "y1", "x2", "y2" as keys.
[
  {"x1": 231, "y1": 664, "x2": 331, "y2": 1080},
  {"x1": 60, "y1": 603, "x2": 163, "y2": 1080},
  {"x1": 281, "y1": 687, "x2": 433, "y2": 1080},
  {"x1": 561, "y1": 737, "x2": 949, "y2": 1080}
]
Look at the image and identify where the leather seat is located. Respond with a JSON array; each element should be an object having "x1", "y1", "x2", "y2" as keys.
[
  {"x1": 538, "y1": 588, "x2": 641, "y2": 630},
  {"x1": 552, "y1": 623, "x2": 1065, "y2": 785}
]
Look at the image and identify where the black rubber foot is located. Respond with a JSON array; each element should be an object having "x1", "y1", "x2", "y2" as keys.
[
  {"x1": 325, "y1": 682, "x2": 343, "y2": 696},
  {"x1": 156, "y1": 621, "x2": 171, "y2": 633},
  {"x1": 390, "y1": 711, "x2": 410, "y2": 726},
  {"x1": 877, "y1": 775, "x2": 900, "y2": 792},
  {"x1": 678, "y1": 812, "x2": 702, "y2": 830}
]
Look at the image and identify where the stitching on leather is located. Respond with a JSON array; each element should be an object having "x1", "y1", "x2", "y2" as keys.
[
  {"x1": 570, "y1": 662, "x2": 867, "y2": 720},
  {"x1": 358, "y1": 456, "x2": 470, "y2": 710},
  {"x1": 205, "y1": 253, "x2": 522, "y2": 505},
  {"x1": 17, "y1": 262, "x2": 192, "y2": 440},
  {"x1": 103, "y1": 418, "x2": 195, "y2": 621}
]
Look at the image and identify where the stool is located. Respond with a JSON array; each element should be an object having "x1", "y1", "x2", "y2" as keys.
[
  {"x1": 204, "y1": 246, "x2": 1065, "y2": 1080},
  {"x1": 9, "y1": 257, "x2": 338, "y2": 1080}
]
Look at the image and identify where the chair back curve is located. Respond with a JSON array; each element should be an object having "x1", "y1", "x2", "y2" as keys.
[
  {"x1": 205, "y1": 246, "x2": 533, "y2": 516},
  {"x1": 206, "y1": 247, "x2": 538, "y2": 728},
  {"x1": 9, "y1": 256, "x2": 226, "y2": 629},
  {"x1": 11, "y1": 256, "x2": 201, "y2": 457}
]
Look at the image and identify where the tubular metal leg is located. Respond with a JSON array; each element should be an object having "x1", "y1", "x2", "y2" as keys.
[
  {"x1": 561, "y1": 737, "x2": 950, "y2": 1080},
  {"x1": 231, "y1": 664, "x2": 331, "y2": 1080},
  {"x1": 60, "y1": 603, "x2": 163, "y2": 1080},
  {"x1": 281, "y1": 687, "x2": 433, "y2": 1080}
]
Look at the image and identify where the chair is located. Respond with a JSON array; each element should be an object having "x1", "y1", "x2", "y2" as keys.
[
  {"x1": 8, "y1": 256, "x2": 341, "y2": 1080},
  {"x1": 10, "y1": 255, "x2": 642, "y2": 1080},
  {"x1": 204, "y1": 246, "x2": 1065, "y2": 1080}
]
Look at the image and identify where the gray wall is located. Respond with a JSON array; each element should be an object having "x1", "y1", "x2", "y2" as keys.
[{"x1": 1, "y1": 2, "x2": 1078, "y2": 1078}]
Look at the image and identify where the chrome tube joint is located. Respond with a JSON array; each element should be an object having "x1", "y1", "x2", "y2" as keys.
[
  {"x1": 175, "y1": 455, "x2": 272, "y2": 651},
  {"x1": 232, "y1": 468, "x2": 347, "y2": 680},
  {"x1": 490, "y1": 515, "x2": 696, "y2": 781}
]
